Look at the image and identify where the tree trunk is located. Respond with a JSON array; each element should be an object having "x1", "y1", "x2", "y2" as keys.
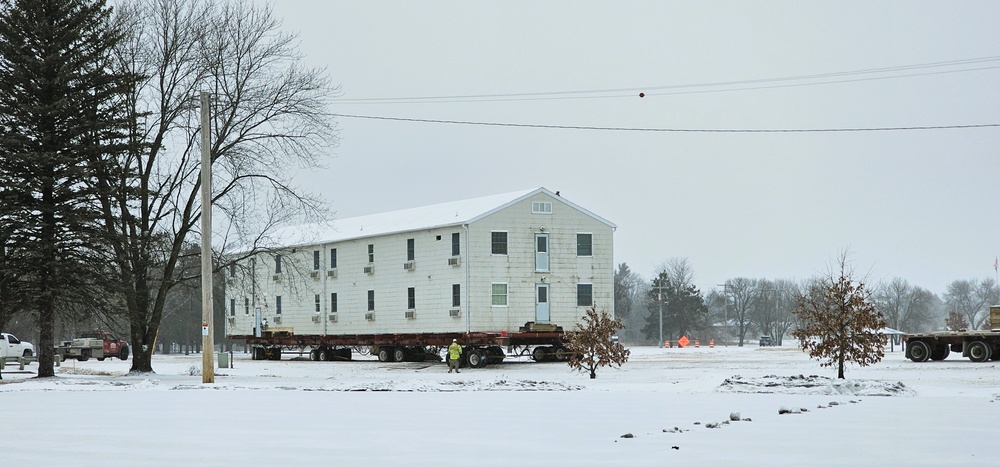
[{"x1": 38, "y1": 301, "x2": 56, "y2": 377}]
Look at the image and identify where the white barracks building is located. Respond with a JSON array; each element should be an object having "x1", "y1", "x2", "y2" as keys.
[{"x1": 225, "y1": 188, "x2": 615, "y2": 346}]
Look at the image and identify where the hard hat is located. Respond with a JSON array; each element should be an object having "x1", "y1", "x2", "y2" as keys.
[{"x1": 453, "y1": 338, "x2": 457, "y2": 342}]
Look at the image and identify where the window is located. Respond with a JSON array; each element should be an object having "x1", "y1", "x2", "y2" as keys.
[
  {"x1": 451, "y1": 233, "x2": 460, "y2": 256},
  {"x1": 229, "y1": 298, "x2": 236, "y2": 316},
  {"x1": 330, "y1": 248, "x2": 338, "y2": 269},
  {"x1": 367, "y1": 244, "x2": 374, "y2": 263},
  {"x1": 491, "y1": 283, "x2": 508, "y2": 306},
  {"x1": 367, "y1": 290, "x2": 375, "y2": 311},
  {"x1": 408, "y1": 287, "x2": 416, "y2": 310},
  {"x1": 577, "y1": 233, "x2": 593, "y2": 256},
  {"x1": 274, "y1": 255, "x2": 282, "y2": 273},
  {"x1": 244, "y1": 298, "x2": 250, "y2": 315},
  {"x1": 407, "y1": 238, "x2": 415, "y2": 261},
  {"x1": 275, "y1": 295, "x2": 282, "y2": 315},
  {"x1": 452, "y1": 284, "x2": 461, "y2": 307},
  {"x1": 314, "y1": 294, "x2": 321, "y2": 313},
  {"x1": 228, "y1": 263, "x2": 236, "y2": 278},
  {"x1": 491, "y1": 231, "x2": 508, "y2": 255},
  {"x1": 313, "y1": 250, "x2": 320, "y2": 270},
  {"x1": 330, "y1": 293, "x2": 338, "y2": 313},
  {"x1": 531, "y1": 201, "x2": 552, "y2": 214},
  {"x1": 577, "y1": 284, "x2": 593, "y2": 307}
]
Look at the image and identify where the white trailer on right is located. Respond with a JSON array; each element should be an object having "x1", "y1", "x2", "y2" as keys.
[{"x1": 905, "y1": 306, "x2": 1000, "y2": 362}]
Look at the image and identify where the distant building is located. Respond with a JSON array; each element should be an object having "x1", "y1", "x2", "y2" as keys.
[{"x1": 225, "y1": 187, "x2": 616, "y2": 337}]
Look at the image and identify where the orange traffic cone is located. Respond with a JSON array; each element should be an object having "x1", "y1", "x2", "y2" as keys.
[
  {"x1": 694, "y1": 339, "x2": 700, "y2": 348},
  {"x1": 709, "y1": 339, "x2": 715, "y2": 348}
]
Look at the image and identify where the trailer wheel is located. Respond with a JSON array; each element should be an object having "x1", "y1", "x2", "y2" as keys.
[
  {"x1": 393, "y1": 347, "x2": 407, "y2": 363},
  {"x1": 930, "y1": 344, "x2": 950, "y2": 361},
  {"x1": 467, "y1": 349, "x2": 487, "y2": 368},
  {"x1": 531, "y1": 346, "x2": 548, "y2": 362},
  {"x1": 906, "y1": 341, "x2": 930, "y2": 362},
  {"x1": 377, "y1": 347, "x2": 392, "y2": 362},
  {"x1": 486, "y1": 346, "x2": 505, "y2": 364},
  {"x1": 967, "y1": 341, "x2": 991, "y2": 362}
]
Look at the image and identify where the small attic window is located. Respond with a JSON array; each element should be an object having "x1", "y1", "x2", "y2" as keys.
[{"x1": 531, "y1": 201, "x2": 552, "y2": 214}]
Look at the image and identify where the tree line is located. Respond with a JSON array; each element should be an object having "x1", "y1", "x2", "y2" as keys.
[
  {"x1": 0, "y1": 0, "x2": 336, "y2": 376},
  {"x1": 614, "y1": 258, "x2": 1000, "y2": 347}
]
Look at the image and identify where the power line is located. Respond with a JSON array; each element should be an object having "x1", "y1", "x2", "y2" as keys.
[
  {"x1": 332, "y1": 113, "x2": 1000, "y2": 133},
  {"x1": 331, "y1": 56, "x2": 1000, "y2": 104}
]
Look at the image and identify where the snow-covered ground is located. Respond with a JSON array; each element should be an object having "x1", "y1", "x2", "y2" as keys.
[{"x1": 2, "y1": 345, "x2": 998, "y2": 466}]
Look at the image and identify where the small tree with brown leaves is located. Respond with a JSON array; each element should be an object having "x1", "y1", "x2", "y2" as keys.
[
  {"x1": 945, "y1": 311, "x2": 967, "y2": 331},
  {"x1": 792, "y1": 256, "x2": 886, "y2": 379},
  {"x1": 566, "y1": 308, "x2": 630, "y2": 379}
]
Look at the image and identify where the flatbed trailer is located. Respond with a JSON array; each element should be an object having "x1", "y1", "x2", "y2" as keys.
[
  {"x1": 904, "y1": 306, "x2": 1000, "y2": 362},
  {"x1": 233, "y1": 325, "x2": 572, "y2": 369}
]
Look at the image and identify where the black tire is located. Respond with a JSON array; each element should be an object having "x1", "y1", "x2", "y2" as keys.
[
  {"x1": 98, "y1": 357, "x2": 106, "y2": 361},
  {"x1": 486, "y1": 346, "x2": 505, "y2": 364},
  {"x1": 22, "y1": 349, "x2": 32, "y2": 358},
  {"x1": 119, "y1": 346, "x2": 129, "y2": 361},
  {"x1": 531, "y1": 346, "x2": 548, "y2": 362},
  {"x1": 967, "y1": 340, "x2": 991, "y2": 362},
  {"x1": 930, "y1": 344, "x2": 950, "y2": 361},
  {"x1": 393, "y1": 347, "x2": 407, "y2": 363},
  {"x1": 377, "y1": 348, "x2": 391, "y2": 362},
  {"x1": 78, "y1": 349, "x2": 91, "y2": 362},
  {"x1": 906, "y1": 341, "x2": 930, "y2": 362},
  {"x1": 467, "y1": 349, "x2": 487, "y2": 368}
]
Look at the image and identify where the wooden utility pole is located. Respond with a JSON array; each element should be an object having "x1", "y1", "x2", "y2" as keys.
[{"x1": 200, "y1": 91, "x2": 215, "y2": 383}]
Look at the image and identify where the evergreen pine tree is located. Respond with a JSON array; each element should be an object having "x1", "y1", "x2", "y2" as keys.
[{"x1": 0, "y1": 0, "x2": 132, "y2": 376}]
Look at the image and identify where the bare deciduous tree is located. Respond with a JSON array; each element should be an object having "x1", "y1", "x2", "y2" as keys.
[
  {"x1": 873, "y1": 277, "x2": 935, "y2": 333},
  {"x1": 943, "y1": 279, "x2": 993, "y2": 331},
  {"x1": 770, "y1": 279, "x2": 799, "y2": 345},
  {"x1": 104, "y1": 0, "x2": 338, "y2": 372},
  {"x1": 566, "y1": 307, "x2": 629, "y2": 379},
  {"x1": 723, "y1": 277, "x2": 757, "y2": 346},
  {"x1": 792, "y1": 253, "x2": 886, "y2": 379}
]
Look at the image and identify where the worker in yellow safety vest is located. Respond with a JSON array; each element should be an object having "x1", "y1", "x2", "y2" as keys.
[{"x1": 448, "y1": 339, "x2": 462, "y2": 373}]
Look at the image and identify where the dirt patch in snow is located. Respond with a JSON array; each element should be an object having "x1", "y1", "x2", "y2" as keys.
[{"x1": 717, "y1": 374, "x2": 914, "y2": 396}]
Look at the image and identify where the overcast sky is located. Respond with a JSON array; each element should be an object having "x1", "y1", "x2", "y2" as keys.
[{"x1": 252, "y1": 0, "x2": 1000, "y2": 295}]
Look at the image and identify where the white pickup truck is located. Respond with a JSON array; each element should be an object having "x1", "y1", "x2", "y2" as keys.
[{"x1": 1, "y1": 332, "x2": 35, "y2": 361}]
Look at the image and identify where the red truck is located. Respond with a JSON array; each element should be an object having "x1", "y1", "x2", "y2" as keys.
[{"x1": 55, "y1": 331, "x2": 130, "y2": 361}]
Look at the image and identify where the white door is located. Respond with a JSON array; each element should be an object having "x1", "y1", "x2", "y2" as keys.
[
  {"x1": 535, "y1": 283, "x2": 550, "y2": 323},
  {"x1": 535, "y1": 233, "x2": 549, "y2": 272}
]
